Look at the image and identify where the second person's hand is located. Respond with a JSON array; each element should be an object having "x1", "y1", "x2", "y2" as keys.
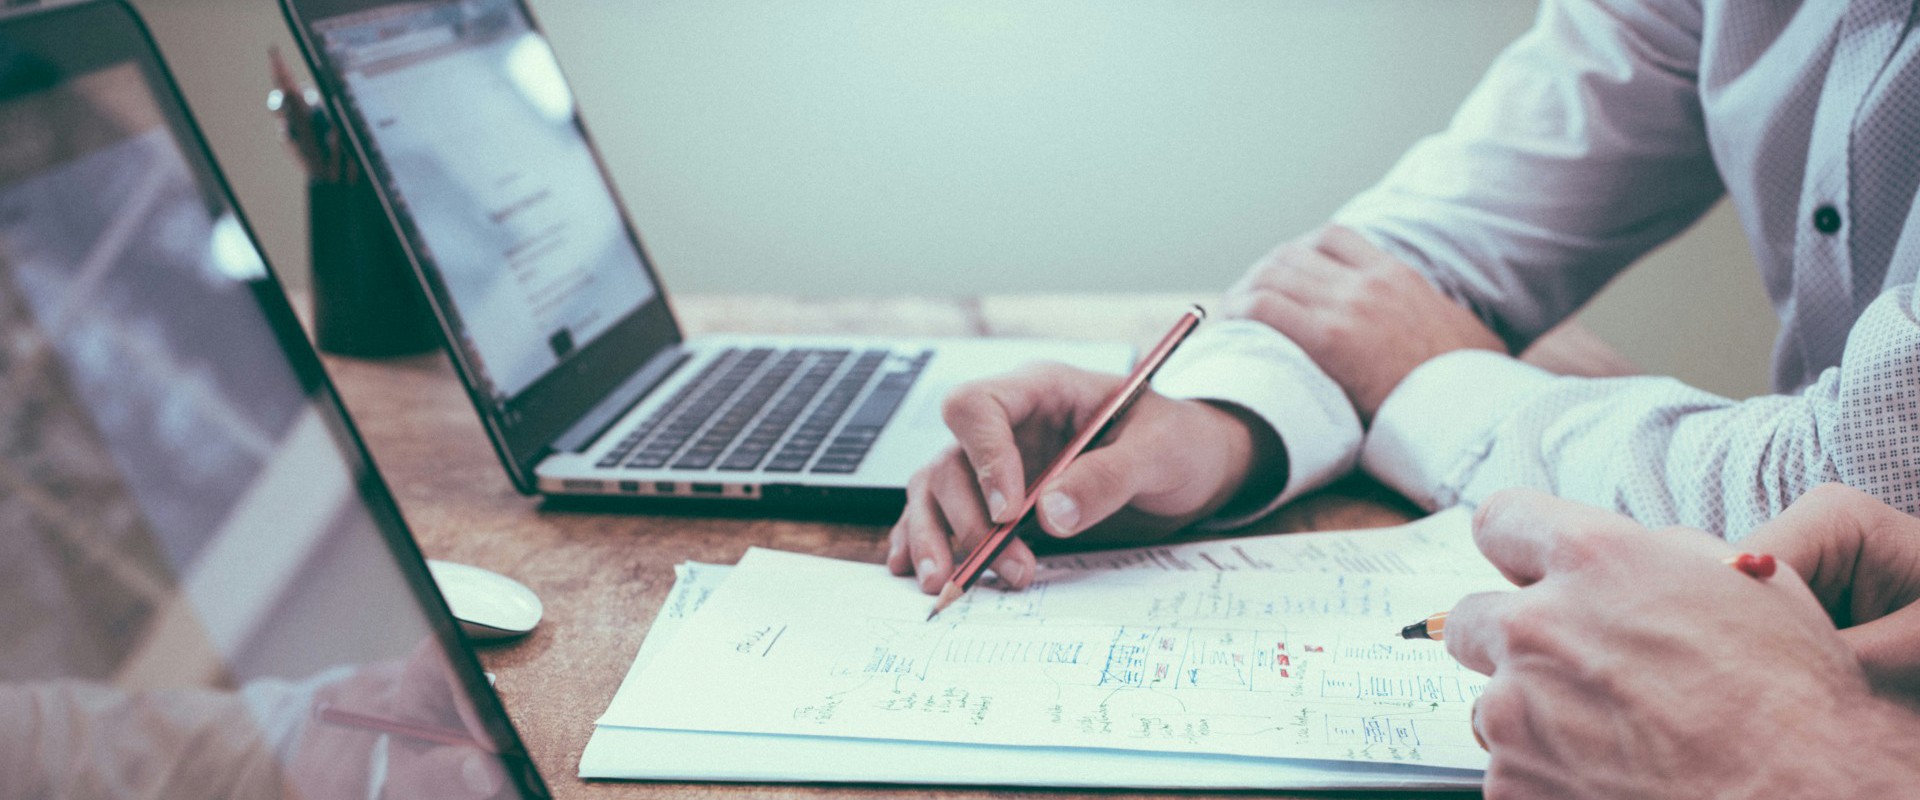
[
  {"x1": 1742, "y1": 483, "x2": 1920, "y2": 701},
  {"x1": 887, "y1": 362, "x2": 1282, "y2": 594}
]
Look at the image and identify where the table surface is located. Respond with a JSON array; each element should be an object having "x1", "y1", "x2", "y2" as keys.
[{"x1": 318, "y1": 294, "x2": 1634, "y2": 800}]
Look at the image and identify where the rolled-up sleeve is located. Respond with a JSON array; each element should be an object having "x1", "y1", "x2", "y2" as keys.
[
  {"x1": 1363, "y1": 284, "x2": 1920, "y2": 537},
  {"x1": 1334, "y1": 0, "x2": 1725, "y2": 351}
]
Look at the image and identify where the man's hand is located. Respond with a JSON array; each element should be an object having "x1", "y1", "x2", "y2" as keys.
[
  {"x1": 887, "y1": 363, "x2": 1282, "y2": 594},
  {"x1": 1743, "y1": 483, "x2": 1920, "y2": 700},
  {"x1": 1445, "y1": 489, "x2": 1920, "y2": 799},
  {"x1": 1221, "y1": 225, "x2": 1503, "y2": 421}
]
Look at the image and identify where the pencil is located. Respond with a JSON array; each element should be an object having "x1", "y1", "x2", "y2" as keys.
[
  {"x1": 1399, "y1": 611, "x2": 1447, "y2": 641},
  {"x1": 268, "y1": 46, "x2": 328, "y2": 178},
  {"x1": 1397, "y1": 551, "x2": 1778, "y2": 641},
  {"x1": 313, "y1": 702, "x2": 490, "y2": 750},
  {"x1": 926, "y1": 305, "x2": 1207, "y2": 620}
]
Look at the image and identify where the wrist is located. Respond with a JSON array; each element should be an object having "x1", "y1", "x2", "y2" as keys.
[
  {"x1": 1195, "y1": 400, "x2": 1288, "y2": 522},
  {"x1": 1834, "y1": 698, "x2": 1920, "y2": 796},
  {"x1": 1761, "y1": 689, "x2": 1920, "y2": 797}
]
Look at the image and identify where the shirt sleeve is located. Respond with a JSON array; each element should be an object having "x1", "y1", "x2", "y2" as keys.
[
  {"x1": 1152, "y1": 319, "x2": 1363, "y2": 528},
  {"x1": 1333, "y1": 0, "x2": 1725, "y2": 352},
  {"x1": 1362, "y1": 284, "x2": 1920, "y2": 538}
]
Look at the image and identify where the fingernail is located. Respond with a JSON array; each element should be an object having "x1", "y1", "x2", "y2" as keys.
[
  {"x1": 887, "y1": 537, "x2": 903, "y2": 563},
  {"x1": 463, "y1": 752, "x2": 498, "y2": 795},
  {"x1": 1041, "y1": 492, "x2": 1080, "y2": 535},
  {"x1": 1002, "y1": 560, "x2": 1028, "y2": 586},
  {"x1": 987, "y1": 489, "x2": 1009, "y2": 521},
  {"x1": 917, "y1": 558, "x2": 938, "y2": 583}
]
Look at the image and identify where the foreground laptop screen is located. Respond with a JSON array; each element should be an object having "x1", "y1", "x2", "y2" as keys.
[
  {"x1": 311, "y1": 0, "x2": 661, "y2": 406},
  {"x1": 0, "y1": 3, "x2": 541, "y2": 796}
]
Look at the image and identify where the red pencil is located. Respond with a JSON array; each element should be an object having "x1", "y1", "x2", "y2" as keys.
[{"x1": 926, "y1": 306, "x2": 1208, "y2": 620}]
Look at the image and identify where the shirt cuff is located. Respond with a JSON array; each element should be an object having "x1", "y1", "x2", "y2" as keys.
[
  {"x1": 1362, "y1": 349, "x2": 1554, "y2": 509},
  {"x1": 1152, "y1": 319, "x2": 1363, "y2": 528}
]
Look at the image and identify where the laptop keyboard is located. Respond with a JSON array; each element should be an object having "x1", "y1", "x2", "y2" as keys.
[{"x1": 593, "y1": 346, "x2": 932, "y2": 476}]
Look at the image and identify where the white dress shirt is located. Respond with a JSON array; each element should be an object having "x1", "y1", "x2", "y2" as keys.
[{"x1": 1156, "y1": 0, "x2": 1920, "y2": 538}]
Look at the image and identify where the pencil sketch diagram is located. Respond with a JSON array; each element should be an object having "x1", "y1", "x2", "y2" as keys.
[
  {"x1": 608, "y1": 516, "x2": 1504, "y2": 771},
  {"x1": 799, "y1": 610, "x2": 1486, "y2": 766},
  {"x1": 926, "y1": 566, "x2": 1404, "y2": 628}
]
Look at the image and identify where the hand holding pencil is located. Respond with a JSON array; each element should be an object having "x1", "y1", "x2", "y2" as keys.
[
  {"x1": 925, "y1": 307, "x2": 1205, "y2": 618},
  {"x1": 1404, "y1": 487, "x2": 1920, "y2": 798},
  {"x1": 888, "y1": 309, "x2": 1287, "y2": 602},
  {"x1": 888, "y1": 307, "x2": 1288, "y2": 617}
]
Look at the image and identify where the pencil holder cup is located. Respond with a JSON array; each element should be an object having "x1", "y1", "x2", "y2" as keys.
[{"x1": 308, "y1": 178, "x2": 438, "y2": 358}]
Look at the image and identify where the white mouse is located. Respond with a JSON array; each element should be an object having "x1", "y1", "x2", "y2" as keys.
[{"x1": 427, "y1": 560, "x2": 544, "y2": 640}]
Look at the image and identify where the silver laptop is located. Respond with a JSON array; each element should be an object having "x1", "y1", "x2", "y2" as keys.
[
  {"x1": 0, "y1": 1, "x2": 545, "y2": 794},
  {"x1": 279, "y1": 0, "x2": 1132, "y2": 510}
]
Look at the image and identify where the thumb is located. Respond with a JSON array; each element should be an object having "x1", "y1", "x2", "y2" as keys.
[
  {"x1": 1032, "y1": 445, "x2": 1145, "y2": 538},
  {"x1": 1840, "y1": 604, "x2": 1920, "y2": 698},
  {"x1": 1739, "y1": 487, "x2": 1864, "y2": 615}
]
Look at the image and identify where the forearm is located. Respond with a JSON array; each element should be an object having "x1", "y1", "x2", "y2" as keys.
[
  {"x1": 1364, "y1": 286, "x2": 1920, "y2": 537},
  {"x1": 1771, "y1": 696, "x2": 1920, "y2": 798},
  {"x1": 1334, "y1": 0, "x2": 1722, "y2": 350}
]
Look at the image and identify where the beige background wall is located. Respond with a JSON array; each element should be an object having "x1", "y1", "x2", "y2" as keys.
[{"x1": 131, "y1": 0, "x2": 1779, "y2": 398}]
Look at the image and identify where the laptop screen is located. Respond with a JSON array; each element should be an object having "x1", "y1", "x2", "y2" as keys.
[
  {"x1": 0, "y1": 3, "x2": 543, "y2": 796},
  {"x1": 290, "y1": 0, "x2": 683, "y2": 487}
]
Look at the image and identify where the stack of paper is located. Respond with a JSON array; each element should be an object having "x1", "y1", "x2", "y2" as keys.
[{"x1": 583, "y1": 510, "x2": 1503, "y2": 790}]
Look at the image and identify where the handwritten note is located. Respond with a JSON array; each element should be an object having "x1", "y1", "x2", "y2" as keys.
[{"x1": 599, "y1": 510, "x2": 1503, "y2": 771}]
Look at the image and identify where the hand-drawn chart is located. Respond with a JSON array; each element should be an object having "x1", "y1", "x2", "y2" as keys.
[{"x1": 601, "y1": 511, "x2": 1504, "y2": 770}]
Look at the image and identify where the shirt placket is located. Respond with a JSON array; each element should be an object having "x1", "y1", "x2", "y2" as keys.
[{"x1": 1790, "y1": 0, "x2": 1908, "y2": 374}]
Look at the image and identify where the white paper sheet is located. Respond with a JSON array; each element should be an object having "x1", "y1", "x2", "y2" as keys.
[
  {"x1": 593, "y1": 510, "x2": 1502, "y2": 777},
  {"x1": 581, "y1": 543, "x2": 1484, "y2": 789}
]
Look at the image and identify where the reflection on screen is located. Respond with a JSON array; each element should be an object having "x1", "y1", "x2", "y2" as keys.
[
  {"x1": 316, "y1": 0, "x2": 657, "y2": 405},
  {"x1": 0, "y1": 58, "x2": 511, "y2": 798}
]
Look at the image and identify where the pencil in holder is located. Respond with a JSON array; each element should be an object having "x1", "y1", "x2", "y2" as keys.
[{"x1": 307, "y1": 176, "x2": 438, "y2": 358}]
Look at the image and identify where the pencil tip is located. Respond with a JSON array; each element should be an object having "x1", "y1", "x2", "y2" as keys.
[{"x1": 925, "y1": 583, "x2": 962, "y2": 621}]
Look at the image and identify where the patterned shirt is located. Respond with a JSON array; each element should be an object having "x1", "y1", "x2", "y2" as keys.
[{"x1": 1158, "y1": 0, "x2": 1920, "y2": 538}]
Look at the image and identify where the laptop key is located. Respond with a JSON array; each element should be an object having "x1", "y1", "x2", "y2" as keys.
[
  {"x1": 764, "y1": 456, "x2": 809, "y2": 472},
  {"x1": 627, "y1": 453, "x2": 671, "y2": 469},
  {"x1": 673, "y1": 452, "x2": 720, "y2": 470}
]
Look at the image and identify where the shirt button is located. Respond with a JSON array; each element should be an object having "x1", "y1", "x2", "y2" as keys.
[{"x1": 1812, "y1": 205, "x2": 1842, "y2": 235}]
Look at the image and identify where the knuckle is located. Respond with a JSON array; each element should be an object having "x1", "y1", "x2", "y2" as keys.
[
  {"x1": 1474, "y1": 683, "x2": 1526, "y2": 746},
  {"x1": 1803, "y1": 482, "x2": 1875, "y2": 518},
  {"x1": 1471, "y1": 492, "x2": 1513, "y2": 533},
  {"x1": 1316, "y1": 313, "x2": 1357, "y2": 342},
  {"x1": 1076, "y1": 458, "x2": 1128, "y2": 497},
  {"x1": 1496, "y1": 598, "x2": 1559, "y2": 655},
  {"x1": 1547, "y1": 522, "x2": 1624, "y2": 572},
  {"x1": 907, "y1": 464, "x2": 942, "y2": 494},
  {"x1": 940, "y1": 386, "x2": 989, "y2": 427},
  {"x1": 1355, "y1": 270, "x2": 1396, "y2": 298},
  {"x1": 1247, "y1": 294, "x2": 1286, "y2": 324},
  {"x1": 1804, "y1": 482, "x2": 1864, "y2": 503}
]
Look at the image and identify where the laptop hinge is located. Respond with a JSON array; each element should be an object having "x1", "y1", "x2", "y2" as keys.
[{"x1": 551, "y1": 346, "x2": 691, "y2": 454}]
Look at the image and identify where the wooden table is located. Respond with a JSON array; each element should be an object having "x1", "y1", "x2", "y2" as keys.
[{"x1": 319, "y1": 294, "x2": 1633, "y2": 800}]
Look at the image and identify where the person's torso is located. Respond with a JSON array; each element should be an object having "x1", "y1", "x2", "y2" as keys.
[{"x1": 1697, "y1": 0, "x2": 1920, "y2": 391}]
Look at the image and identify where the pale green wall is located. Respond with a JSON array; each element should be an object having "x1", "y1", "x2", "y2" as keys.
[{"x1": 133, "y1": 0, "x2": 1777, "y2": 398}]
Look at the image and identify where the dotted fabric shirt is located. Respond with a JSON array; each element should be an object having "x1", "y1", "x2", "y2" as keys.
[{"x1": 1313, "y1": 0, "x2": 1920, "y2": 537}]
